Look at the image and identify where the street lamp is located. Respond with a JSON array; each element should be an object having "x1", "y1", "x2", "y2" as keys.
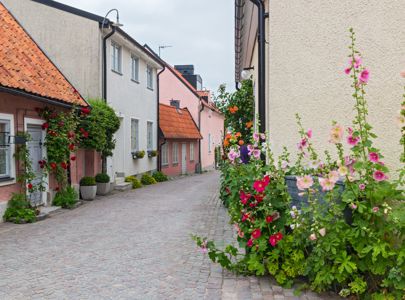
[
  {"x1": 102, "y1": 8, "x2": 123, "y2": 28},
  {"x1": 241, "y1": 66, "x2": 254, "y2": 80}
]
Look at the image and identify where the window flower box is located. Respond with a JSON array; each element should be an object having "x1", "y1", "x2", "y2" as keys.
[
  {"x1": 132, "y1": 150, "x2": 145, "y2": 159},
  {"x1": 147, "y1": 150, "x2": 157, "y2": 158}
]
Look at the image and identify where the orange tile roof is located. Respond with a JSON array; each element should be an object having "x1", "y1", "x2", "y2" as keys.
[
  {"x1": 159, "y1": 104, "x2": 202, "y2": 139},
  {"x1": 0, "y1": 3, "x2": 87, "y2": 106}
]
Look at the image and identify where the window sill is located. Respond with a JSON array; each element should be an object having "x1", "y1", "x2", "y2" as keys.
[
  {"x1": 162, "y1": 164, "x2": 169, "y2": 168},
  {"x1": 147, "y1": 86, "x2": 154, "y2": 91},
  {"x1": 111, "y1": 69, "x2": 123, "y2": 76},
  {"x1": 0, "y1": 177, "x2": 16, "y2": 187},
  {"x1": 131, "y1": 79, "x2": 140, "y2": 84},
  {"x1": 190, "y1": 160, "x2": 195, "y2": 162},
  {"x1": 172, "y1": 163, "x2": 179, "y2": 166}
]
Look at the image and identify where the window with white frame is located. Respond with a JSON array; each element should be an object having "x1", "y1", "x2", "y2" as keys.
[
  {"x1": 0, "y1": 119, "x2": 11, "y2": 179},
  {"x1": 147, "y1": 65, "x2": 153, "y2": 89},
  {"x1": 131, "y1": 55, "x2": 139, "y2": 81},
  {"x1": 161, "y1": 143, "x2": 168, "y2": 166},
  {"x1": 131, "y1": 119, "x2": 139, "y2": 152},
  {"x1": 172, "y1": 142, "x2": 178, "y2": 164},
  {"x1": 147, "y1": 121, "x2": 153, "y2": 151},
  {"x1": 189, "y1": 142, "x2": 194, "y2": 162},
  {"x1": 208, "y1": 133, "x2": 212, "y2": 153},
  {"x1": 111, "y1": 42, "x2": 122, "y2": 73}
]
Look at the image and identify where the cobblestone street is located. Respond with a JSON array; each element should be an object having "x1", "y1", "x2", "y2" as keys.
[{"x1": 0, "y1": 172, "x2": 339, "y2": 299}]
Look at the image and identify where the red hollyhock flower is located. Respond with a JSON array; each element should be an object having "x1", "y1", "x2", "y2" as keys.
[
  {"x1": 263, "y1": 175, "x2": 270, "y2": 185},
  {"x1": 70, "y1": 156, "x2": 76, "y2": 161},
  {"x1": 253, "y1": 176, "x2": 270, "y2": 193},
  {"x1": 274, "y1": 232, "x2": 283, "y2": 241},
  {"x1": 61, "y1": 162, "x2": 68, "y2": 169},
  {"x1": 82, "y1": 130, "x2": 89, "y2": 138},
  {"x1": 251, "y1": 229, "x2": 261, "y2": 239},
  {"x1": 265, "y1": 216, "x2": 273, "y2": 223},
  {"x1": 81, "y1": 107, "x2": 91, "y2": 115},
  {"x1": 69, "y1": 144, "x2": 75, "y2": 151},
  {"x1": 247, "y1": 239, "x2": 253, "y2": 247},
  {"x1": 50, "y1": 162, "x2": 57, "y2": 169},
  {"x1": 41, "y1": 122, "x2": 49, "y2": 130},
  {"x1": 239, "y1": 190, "x2": 251, "y2": 205},
  {"x1": 254, "y1": 194, "x2": 264, "y2": 203},
  {"x1": 269, "y1": 235, "x2": 277, "y2": 247},
  {"x1": 249, "y1": 202, "x2": 257, "y2": 208},
  {"x1": 27, "y1": 183, "x2": 33, "y2": 190},
  {"x1": 79, "y1": 128, "x2": 85, "y2": 133},
  {"x1": 241, "y1": 213, "x2": 250, "y2": 222}
]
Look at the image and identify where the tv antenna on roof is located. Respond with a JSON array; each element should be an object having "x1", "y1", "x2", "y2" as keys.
[{"x1": 158, "y1": 45, "x2": 172, "y2": 57}]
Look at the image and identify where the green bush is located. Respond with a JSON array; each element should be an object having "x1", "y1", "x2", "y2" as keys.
[
  {"x1": 152, "y1": 171, "x2": 168, "y2": 182},
  {"x1": 80, "y1": 176, "x2": 96, "y2": 186},
  {"x1": 95, "y1": 173, "x2": 110, "y2": 183},
  {"x1": 141, "y1": 174, "x2": 157, "y2": 185},
  {"x1": 125, "y1": 176, "x2": 142, "y2": 189},
  {"x1": 3, "y1": 193, "x2": 36, "y2": 223},
  {"x1": 52, "y1": 187, "x2": 78, "y2": 209}
]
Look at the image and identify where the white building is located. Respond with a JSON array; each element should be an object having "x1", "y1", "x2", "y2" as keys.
[{"x1": 3, "y1": 0, "x2": 163, "y2": 181}]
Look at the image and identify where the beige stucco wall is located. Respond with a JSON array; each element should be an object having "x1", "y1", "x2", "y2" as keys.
[
  {"x1": 2, "y1": 0, "x2": 102, "y2": 99},
  {"x1": 263, "y1": 0, "x2": 405, "y2": 173}
]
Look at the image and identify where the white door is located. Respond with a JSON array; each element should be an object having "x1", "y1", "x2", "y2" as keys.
[
  {"x1": 181, "y1": 143, "x2": 187, "y2": 175},
  {"x1": 27, "y1": 124, "x2": 44, "y2": 206}
]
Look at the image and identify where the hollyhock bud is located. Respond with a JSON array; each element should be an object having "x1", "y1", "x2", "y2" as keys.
[
  {"x1": 254, "y1": 194, "x2": 264, "y2": 203},
  {"x1": 306, "y1": 129, "x2": 312, "y2": 138},
  {"x1": 400, "y1": 70, "x2": 405, "y2": 78},
  {"x1": 350, "y1": 203, "x2": 357, "y2": 210},
  {"x1": 359, "y1": 183, "x2": 366, "y2": 191}
]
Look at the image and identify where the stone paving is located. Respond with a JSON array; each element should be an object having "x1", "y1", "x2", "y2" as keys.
[{"x1": 0, "y1": 172, "x2": 340, "y2": 299}]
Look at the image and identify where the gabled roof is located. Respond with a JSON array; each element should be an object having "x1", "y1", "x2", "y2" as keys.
[
  {"x1": 159, "y1": 104, "x2": 202, "y2": 140},
  {"x1": 0, "y1": 3, "x2": 87, "y2": 106}
]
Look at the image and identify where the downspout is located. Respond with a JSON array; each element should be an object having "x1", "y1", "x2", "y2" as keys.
[
  {"x1": 249, "y1": 0, "x2": 266, "y2": 134},
  {"x1": 235, "y1": 82, "x2": 240, "y2": 91},
  {"x1": 198, "y1": 101, "x2": 204, "y2": 173},
  {"x1": 101, "y1": 24, "x2": 116, "y2": 173},
  {"x1": 156, "y1": 65, "x2": 166, "y2": 171}
]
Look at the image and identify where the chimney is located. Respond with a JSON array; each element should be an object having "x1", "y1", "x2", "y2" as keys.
[
  {"x1": 170, "y1": 99, "x2": 180, "y2": 109},
  {"x1": 174, "y1": 65, "x2": 203, "y2": 90}
]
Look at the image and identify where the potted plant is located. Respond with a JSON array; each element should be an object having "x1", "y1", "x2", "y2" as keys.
[
  {"x1": 132, "y1": 150, "x2": 145, "y2": 159},
  {"x1": 147, "y1": 150, "x2": 158, "y2": 158},
  {"x1": 95, "y1": 173, "x2": 110, "y2": 195},
  {"x1": 79, "y1": 176, "x2": 97, "y2": 200}
]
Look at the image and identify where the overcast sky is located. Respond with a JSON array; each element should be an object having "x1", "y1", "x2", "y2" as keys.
[{"x1": 57, "y1": 0, "x2": 235, "y2": 93}]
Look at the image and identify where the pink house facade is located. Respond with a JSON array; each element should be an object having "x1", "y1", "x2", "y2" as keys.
[{"x1": 158, "y1": 63, "x2": 224, "y2": 171}]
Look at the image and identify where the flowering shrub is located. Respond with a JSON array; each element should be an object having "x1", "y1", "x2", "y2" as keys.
[{"x1": 194, "y1": 29, "x2": 405, "y2": 298}]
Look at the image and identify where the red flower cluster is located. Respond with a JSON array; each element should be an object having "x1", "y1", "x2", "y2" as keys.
[
  {"x1": 50, "y1": 162, "x2": 57, "y2": 169},
  {"x1": 81, "y1": 107, "x2": 91, "y2": 115},
  {"x1": 79, "y1": 127, "x2": 89, "y2": 138},
  {"x1": 269, "y1": 232, "x2": 283, "y2": 247},
  {"x1": 38, "y1": 160, "x2": 46, "y2": 169}
]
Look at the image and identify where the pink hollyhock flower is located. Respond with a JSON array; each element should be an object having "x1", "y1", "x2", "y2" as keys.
[
  {"x1": 359, "y1": 183, "x2": 366, "y2": 191},
  {"x1": 400, "y1": 70, "x2": 405, "y2": 78},
  {"x1": 239, "y1": 190, "x2": 251, "y2": 205},
  {"x1": 338, "y1": 165, "x2": 348, "y2": 176},
  {"x1": 269, "y1": 235, "x2": 277, "y2": 247},
  {"x1": 350, "y1": 203, "x2": 357, "y2": 210},
  {"x1": 266, "y1": 216, "x2": 273, "y2": 223},
  {"x1": 252, "y1": 149, "x2": 261, "y2": 159},
  {"x1": 318, "y1": 177, "x2": 336, "y2": 191},
  {"x1": 329, "y1": 124, "x2": 344, "y2": 144},
  {"x1": 306, "y1": 129, "x2": 312, "y2": 138},
  {"x1": 253, "y1": 133, "x2": 260, "y2": 142},
  {"x1": 347, "y1": 135, "x2": 360, "y2": 147},
  {"x1": 328, "y1": 170, "x2": 340, "y2": 183},
  {"x1": 296, "y1": 175, "x2": 314, "y2": 190},
  {"x1": 359, "y1": 69, "x2": 370, "y2": 84},
  {"x1": 234, "y1": 224, "x2": 240, "y2": 231},
  {"x1": 260, "y1": 133, "x2": 266, "y2": 140},
  {"x1": 309, "y1": 233, "x2": 317, "y2": 241},
  {"x1": 369, "y1": 152, "x2": 379, "y2": 163},
  {"x1": 344, "y1": 67, "x2": 352, "y2": 75},
  {"x1": 247, "y1": 239, "x2": 253, "y2": 247},
  {"x1": 318, "y1": 228, "x2": 326, "y2": 237},
  {"x1": 372, "y1": 206, "x2": 379, "y2": 213},
  {"x1": 373, "y1": 170, "x2": 387, "y2": 182},
  {"x1": 251, "y1": 229, "x2": 261, "y2": 239},
  {"x1": 281, "y1": 161, "x2": 289, "y2": 170},
  {"x1": 228, "y1": 148, "x2": 240, "y2": 162}
]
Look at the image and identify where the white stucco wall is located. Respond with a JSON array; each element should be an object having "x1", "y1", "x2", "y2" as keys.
[
  {"x1": 2, "y1": 0, "x2": 102, "y2": 99},
  {"x1": 241, "y1": 0, "x2": 405, "y2": 174},
  {"x1": 106, "y1": 34, "x2": 160, "y2": 178}
]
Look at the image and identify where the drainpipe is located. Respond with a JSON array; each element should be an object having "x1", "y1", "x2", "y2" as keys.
[
  {"x1": 101, "y1": 25, "x2": 116, "y2": 173},
  {"x1": 198, "y1": 101, "x2": 204, "y2": 173},
  {"x1": 235, "y1": 82, "x2": 240, "y2": 91},
  {"x1": 249, "y1": 0, "x2": 266, "y2": 134},
  {"x1": 156, "y1": 65, "x2": 166, "y2": 171}
]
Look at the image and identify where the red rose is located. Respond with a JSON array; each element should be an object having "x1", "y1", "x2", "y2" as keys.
[
  {"x1": 67, "y1": 131, "x2": 75, "y2": 139},
  {"x1": 265, "y1": 216, "x2": 273, "y2": 223},
  {"x1": 247, "y1": 239, "x2": 253, "y2": 248},
  {"x1": 27, "y1": 183, "x2": 33, "y2": 190},
  {"x1": 50, "y1": 112, "x2": 58, "y2": 119},
  {"x1": 41, "y1": 122, "x2": 49, "y2": 130},
  {"x1": 249, "y1": 202, "x2": 257, "y2": 208},
  {"x1": 61, "y1": 162, "x2": 68, "y2": 169},
  {"x1": 58, "y1": 121, "x2": 65, "y2": 127},
  {"x1": 254, "y1": 194, "x2": 264, "y2": 203},
  {"x1": 274, "y1": 232, "x2": 283, "y2": 241},
  {"x1": 50, "y1": 162, "x2": 57, "y2": 169},
  {"x1": 241, "y1": 213, "x2": 250, "y2": 222},
  {"x1": 251, "y1": 229, "x2": 261, "y2": 239},
  {"x1": 69, "y1": 144, "x2": 75, "y2": 151},
  {"x1": 82, "y1": 130, "x2": 89, "y2": 138},
  {"x1": 70, "y1": 156, "x2": 76, "y2": 161},
  {"x1": 269, "y1": 235, "x2": 277, "y2": 247},
  {"x1": 81, "y1": 107, "x2": 91, "y2": 115}
]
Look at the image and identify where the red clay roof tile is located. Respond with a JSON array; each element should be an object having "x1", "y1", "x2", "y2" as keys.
[
  {"x1": 0, "y1": 3, "x2": 87, "y2": 106},
  {"x1": 159, "y1": 104, "x2": 202, "y2": 139}
]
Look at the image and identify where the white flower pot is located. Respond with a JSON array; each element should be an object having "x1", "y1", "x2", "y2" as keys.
[
  {"x1": 96, "y1": 182, "x2": 110, "y2": 196},
  {"x1": 80, "y1": 185, "x2": 97, "y2": 200}
]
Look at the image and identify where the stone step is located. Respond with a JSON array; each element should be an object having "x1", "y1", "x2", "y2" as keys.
[
  {"x1": 115, "y1": 177, "x2": 125, "y2": 184},
  {"x1": 114, "y1": 182, "x2": 132, "y2": 191}
]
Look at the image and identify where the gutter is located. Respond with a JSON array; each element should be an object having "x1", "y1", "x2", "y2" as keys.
[
  {"x1": 102, "y1": 25, "x2": 116, "y2": 101},
  {"x1": 198, "y1": 101, "x2": 204, "y2": 173},
  {"x1": 156, "y1": 65, "x2": 166, "y2": 171}
]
